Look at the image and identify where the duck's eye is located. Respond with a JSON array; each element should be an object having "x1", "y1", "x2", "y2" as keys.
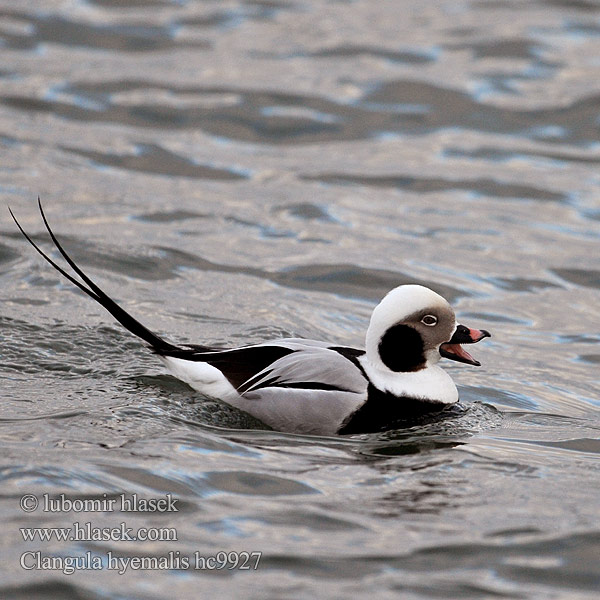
[{"x1": 421, "y1": 314, "x2": 438, "y2": 326}]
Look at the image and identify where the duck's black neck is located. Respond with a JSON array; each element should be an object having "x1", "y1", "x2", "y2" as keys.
[{"x1": 337, "y1": 384, "x2": 447, "y2": 435}]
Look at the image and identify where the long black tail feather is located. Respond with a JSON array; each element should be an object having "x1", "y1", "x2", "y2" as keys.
[{"x1": 10, "y1": 199, "x2": 181, "y2": 355}]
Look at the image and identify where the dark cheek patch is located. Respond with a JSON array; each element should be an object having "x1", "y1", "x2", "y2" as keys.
[{"x1": 378, "y1": 324, "x2": 425, "y2": 372}]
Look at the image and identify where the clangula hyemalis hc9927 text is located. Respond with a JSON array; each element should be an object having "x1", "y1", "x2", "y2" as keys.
[{"x1": 11, "y1": 200, "x2": 490, "y2": 436}]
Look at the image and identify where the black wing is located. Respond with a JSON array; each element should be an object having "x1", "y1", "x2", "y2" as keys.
[{"x1": 164, "y1": 345, "x2": 296, "y2": 390}]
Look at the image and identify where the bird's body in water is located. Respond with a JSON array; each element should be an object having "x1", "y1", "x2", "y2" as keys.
[{"x1": 10, "y1": 201, "x2": 490, "y2": 435}]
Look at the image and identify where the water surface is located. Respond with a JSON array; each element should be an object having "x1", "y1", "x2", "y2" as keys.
[{"x1": 1, "y1": 1, "x2": 599, "y2": 598}]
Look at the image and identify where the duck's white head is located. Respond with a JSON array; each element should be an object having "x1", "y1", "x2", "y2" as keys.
[{"x1": 365, "y1": 284, "x2": 490, "y2": 376}]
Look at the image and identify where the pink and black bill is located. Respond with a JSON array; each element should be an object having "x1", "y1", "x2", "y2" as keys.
[{"x1": 439, "y1": 324, "x2": 491, "y2": 366}]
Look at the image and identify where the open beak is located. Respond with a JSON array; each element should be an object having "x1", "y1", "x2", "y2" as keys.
[{"x1": 439, "y1": 324, "x2": 491, "y2": 366}]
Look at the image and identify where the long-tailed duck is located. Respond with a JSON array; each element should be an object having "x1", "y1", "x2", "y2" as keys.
[{"x1": 10, "y1": 201, "x2": 490, "y2": 435}]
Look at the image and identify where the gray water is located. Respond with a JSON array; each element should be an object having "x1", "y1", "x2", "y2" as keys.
[{"x1": 1, "y1": 0, "x2": 599, "y2": 598}]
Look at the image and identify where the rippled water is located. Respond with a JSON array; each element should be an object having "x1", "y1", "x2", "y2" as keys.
[{"x1": 1, "y1": 0, "x2": 599, "y2": 598}]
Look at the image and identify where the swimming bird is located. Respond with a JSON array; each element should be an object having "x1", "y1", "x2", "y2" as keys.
[{"x1": 10, "y1": 201, "x2": 490, "y2": 435}]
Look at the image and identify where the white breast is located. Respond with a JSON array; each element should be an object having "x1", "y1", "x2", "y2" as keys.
[{"x1": 359, "y1": 356, "x2": 459, "y2": 405}]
